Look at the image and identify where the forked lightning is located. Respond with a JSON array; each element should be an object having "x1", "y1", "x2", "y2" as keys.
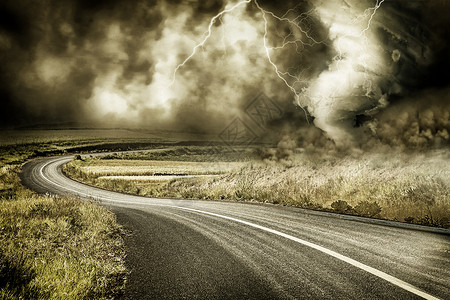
[{"x1": 171, "y1": 0, "x2": 385, "y2": 113}]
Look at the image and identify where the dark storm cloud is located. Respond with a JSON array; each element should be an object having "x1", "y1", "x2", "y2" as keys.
[
  {"x1": 420, "y1": 2, "x2": 450, "y2": 89},
  {"x1": 0, "y1": 2, "x2": 32, "y2": 49},
  {"x1": 359, "y1": 0, "x2": 450, "y2": 149},
  {"x1": 368, "y1": 87, "x2": 450, "y2": 149},
  {"x1": 0, "y1": 0, "x2": 166, "y2": 127},
  {"x1": 284, "y1": 0, "x2": 450, "y2": 149},
  {"x1": 0, "y1": 0, "x2": 448, "y2": 150}
]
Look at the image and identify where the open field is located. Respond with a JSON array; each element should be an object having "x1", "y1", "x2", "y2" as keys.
[
  {"x1": 0, "y1": 128, "x2": 219, "y2": 167},
  {"x1": 0, "y1": 129, "x2": 230, "y2": 298},
  {"x1": 65, "y1": 147, "x2": 450, "y2": 228},
  {"x1": 63, "y1": 147, "x2": 252, "y2": 199},
  {"x1": 0, "y1": 128, "x2": 217, "y2": 146},
  {"x1": 1, "y1": 127, "x2": 449, "y2": 299},
  {"x1": 0, "y1": 129, "x2": 198, "y2": 299},
  {"x1": 76, "y1": 160, "x2": 243, "y2": 176}
]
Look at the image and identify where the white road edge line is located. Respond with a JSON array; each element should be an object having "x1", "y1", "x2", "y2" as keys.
[
  {"x1": 39, "y1": 158, "x2": 441, "y2": 300},
  {"x1": 178, "y1": 207, "x2": 440, "y2": 300}
]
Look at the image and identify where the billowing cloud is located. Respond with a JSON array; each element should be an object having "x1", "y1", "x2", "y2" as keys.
[
  {"x1": 366, "y1": 87, "x2": 450, "y2": 149},
  {"x1": 0, "y1": 0, "x2": 449, "y2": 150}
]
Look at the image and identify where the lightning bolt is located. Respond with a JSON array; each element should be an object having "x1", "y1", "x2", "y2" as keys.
[
  {"x1": 336, "y1": 0, "x2": 385, "y2": 62},
  {"x1": 171, "y1": 0, "x2": 319, "y2": 117},
  {"x1": 254, "y1": 0, "x2": 323, "y2": 118},
  {"x1": 256, "y1": 1, "x2": 300, "y2": 102},
  {"x1": 360, "y1": 0, "x2": 385, "y2": 99},
  {"x1": 328, "y1": 0, "x2": 384, "y2": 104},
  {"x1": 361, "y1": 0, "x2": 385, "y2": 36},
  {"x1": 171, "y1": 0, "x2": 385, "y2": 120},
  {"x1": 170, "y1": 0, "x2": 251, "y2": 85}
]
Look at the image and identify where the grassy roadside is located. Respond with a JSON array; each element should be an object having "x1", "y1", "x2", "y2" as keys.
[
  {"x1": 0, "y1": 129, "x2": 218, "y2": 299},
  {"x1": 0, "y1": 165, "x2": 127, "y2": 299},
  {"x1": 64, "y1": 147, "x2": 450, "y2": 228},
  {"x1": 0, "y1": 131, "x2": 139, "y2": 299}
]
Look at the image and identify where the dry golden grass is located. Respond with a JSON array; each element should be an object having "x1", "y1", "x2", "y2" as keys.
[
  {"x1": 0, "y1": 165, "x2": 127, "y2": 299},
  {"x1": 98, "y1": 175, "x2": 219, "y2": 181},
  {"x1": 204, "y1": 150, "x2": 450, "y2": 227},
  {"x1": 65, "y1": 148, "x2": 450, "y2": 228},
  {"x1": 0, "y1": 198, "x2": 127, "y2": 299},
  {"x1": 78, "y1": 159, "x2": 243, "y2": 176}
]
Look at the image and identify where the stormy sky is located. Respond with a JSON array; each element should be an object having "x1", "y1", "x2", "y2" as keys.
[{"x1": 0, "y1": 0, "x2": 449, "y2": 149}]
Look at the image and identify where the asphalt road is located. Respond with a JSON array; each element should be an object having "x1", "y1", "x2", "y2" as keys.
[{"x1": 21, "y1": 156, "x2": 450, "y2": 299}]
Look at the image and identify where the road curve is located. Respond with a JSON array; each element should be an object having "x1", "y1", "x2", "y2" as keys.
[{"x1": 21, "y1": 155, "x2": 450, "y2": 299}]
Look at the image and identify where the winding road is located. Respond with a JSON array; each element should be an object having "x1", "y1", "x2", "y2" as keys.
[{"x1": 21, "y1": 155, "x2": 450, "y2": 299}]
